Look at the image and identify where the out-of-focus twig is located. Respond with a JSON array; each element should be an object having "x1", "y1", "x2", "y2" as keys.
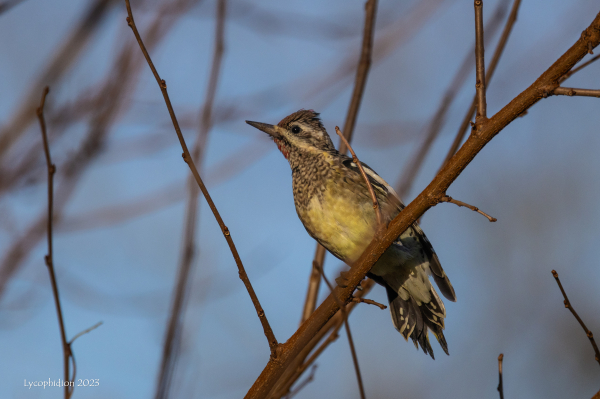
[
  {"x1": 124, "y1": 0, "x2": 279, "y2": 359},
  {"x1": 155, "y1": 0, "x2": 227, "y2": 398},
  {"x1": 338, "y1": 0, "x2": 378, "y2": 154},
  {"x1": 0, "y1": 0, "x2": 194, "y2": 301},
  {"x1": 37, "y1": 86, "x2": 73, "y2": 399},
  {"x1": 301, "y1": 0, "x2": 378, "y2": 325},
  {"x1": 0, "y1": 0, "x2": 26, "y2": 14},
  {"x1": 497, "y1": 354, "x2": 504, "y2": 399},
  {"x1": 440, "y1": 0, "x2": 521, "y2": 169},
  {"x1": 284, "y1": 365, "x2": 317, "y2": 399},
  {"x1": 552, "y1": 270, "x2": 600, "y2": 368},
  {"x1": 440, "y1": 195, "x2": 497, "y2": 222},
  {"x1": 0, "y1": 0, "x2": 117, "y2": 163}
]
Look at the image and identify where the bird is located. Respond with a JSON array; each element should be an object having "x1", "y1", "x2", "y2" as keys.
[{"x1": 246, "y1": 109, "x2": 456, "y2": 359}]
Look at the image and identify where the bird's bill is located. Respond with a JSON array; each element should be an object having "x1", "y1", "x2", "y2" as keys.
[{"x1": 245, "y1": 120, "x2": 282, "y2": 139}]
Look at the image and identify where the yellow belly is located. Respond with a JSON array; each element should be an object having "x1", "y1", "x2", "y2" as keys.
[{"x1": 296, "y1": 186, "x2": 377, "y2": 263}]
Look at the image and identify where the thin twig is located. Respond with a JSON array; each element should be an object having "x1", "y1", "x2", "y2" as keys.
[
  {"x1": 440, "y1": 195, "x2": 497, "y2": 222},
  {"x1": 396, "y1": 0, "x2": 509, "y2": 198},
  {"x1": 69, "y1": 321, "x2": 103, "y2": 344},
  {"x1": 474, "y1": 0, "x2": 488, "y2": 123},
  {"x1": 37, "y1": 86, "x2": 73, "y2": 399},
  {"x1": 155, "y1": 1, "x2": 227, "y2": 398},
  {"x1": 336, "y1": 126, "x2": 383, "y2": 228},
  {"x1": 441, "y1": 0, "x2": 521, "y2": 169},
  {"x1": 551, "y1": 270, "x2": 600, "y2": 367},
  {"x1": 338, "y1": 0, "x2": 378, "y2": 154},
  {"x1": 124, "y1": 0, "x2": 278, "y2": 359},
  {"x1": 350, "y1": 296, "x2": 386, "y2": 310},
  {"x1": 552, "y1": 87, "x2": 600, "y2": 97},
  {"x1": 285, "y1": 365, "x2": 318, "y2": 399},
  {"x1": 315, "y1": 265, "x2": 365, "y2": 399},
  {"x1": 560, "y1": 54, "x2": 600, "y2": 83},
  {"x1": 497, "y1": 353, "x2": 504, "y2": 399}
]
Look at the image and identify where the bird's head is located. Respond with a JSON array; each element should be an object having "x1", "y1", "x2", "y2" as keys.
[{"x1": 246, "y1": 110, "x2": 335, "y2": 160}]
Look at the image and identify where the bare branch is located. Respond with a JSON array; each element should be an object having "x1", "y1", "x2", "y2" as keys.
[
  {"x1": 69, "y1": 321, "x2": 103, "y2": 345},
  {"x1": 350, "y1": 296, "x2": 386, "y2": 310},
  {"x1": 497, "y1": 354, "x2": 504, "y2": 399},
  {"x1": 246, "y1": 11, "x2": 600, "y2": 399},
  {"x1": 302, "y1": 0, "x2": 379, "y2": 326},
  {"x1": 552, "y1": 87, "x2": 600, "y2": 97},
  {"x1": 551, "y1": 270, "x2": 600, "y2": 367},
  {"x1": 285, "y1": 365, "x2": 318, "y2": 399},
  {"x1": 474, "y1": 0, "x2": 488, "y2": 122},
  {"x1": 37, "y1": 86, "x2": 73, "y2": 399},
  {"x1": 440, "y1": 195, "x2": 497, "y2": 222},
  {"x1": 124, "y1": 0, "x2": 278, "y2": 359},
  {"x1": 441, "y1": 0, "x2": 521, "y2": 169},
  {"x1": 338, "y1": 0, "x2": 378, "y2": 154},
  {"x1": 315, "y1": 265, "x2": 365, "y2": 399},
  {"x1": 301, "y1": 246, "x2": 327, "y2": 324},
  {"x1": 396, "y1": 0, "x2": 509, "y2": 198}
]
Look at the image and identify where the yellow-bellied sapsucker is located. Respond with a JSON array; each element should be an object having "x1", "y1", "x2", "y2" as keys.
[{"x1": 247, "y1": 109, "x2": 456, "y2": 358}]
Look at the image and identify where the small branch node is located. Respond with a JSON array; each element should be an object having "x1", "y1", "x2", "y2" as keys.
[
  {"x1": 441, "y1": 195, "x2": 497, "y2": 222},
  {"x1": 160, "y1": 79, "x2": 167, "y2": 89},
  {"x1": 351, "y1": 296, "x2": 387, "y2": 310}
]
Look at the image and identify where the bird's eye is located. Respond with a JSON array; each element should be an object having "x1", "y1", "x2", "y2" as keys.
[{"x1": 291, "y1": 126, "x2": 301, "y2": 134}]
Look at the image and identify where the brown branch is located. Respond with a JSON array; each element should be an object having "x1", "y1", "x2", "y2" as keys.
[
  {"x1": 552, "y1": 87, "x2": 600, "y2": 97},
  {"x1": 474, "y1": 0, "x2": 488, "y2": 122},
  {"x1": 37, "y1": 86, "x2": 73, "y2": 399},
  {"x1": 440, "y1": 195, "x2": 497, "y2": 222},
  {"x1": 300, "y1": 246, "x2": 327, "y2": 324},
  {"x1": 155, "y1": 1, "x2": 227, "y2": 397},
  {"x1": 246, "y1": 11, "x2": 600, "y2": 399},
  {"x1": 302, "y1": 0, "x2": 378, "y2": 326},
  {"x1": 350, "y1": 296, "x2": 386, "y2": 310},
  {"x1": 497, "y1": 354, "x2": 504, "y2": 399},
  {"x1": 551, "y1": 270, "x2": 600, "y2": 367},
  {"x1": 270, "y1": 278, "x2": 375, "y2": 398},
  {"x1": 315, "y1": 265, "x2": 365, "y2": 399},
  {"x1": 396, "y1": 0, "x2": 509, "y2": 198},
  {"x1": 336, "y1": 126, "x2": 383, "y2": 227},
  {"x1": 338, "y1": 0, "x2": 378, "y2": 154},
  {"x1": 124, "y1": 0, "x2": 278, "y2": 359},
  {"x1": 441, "y1": 0, "x2": 521, "y2": 169}
]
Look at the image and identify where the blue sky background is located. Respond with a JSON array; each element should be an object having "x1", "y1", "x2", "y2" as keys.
[{"x1": 1, "y1": 0, "x2": 599, "y2": 398}]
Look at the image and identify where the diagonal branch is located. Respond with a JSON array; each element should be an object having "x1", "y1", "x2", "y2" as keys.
[
  {"x1": 440, "y1": 195, "x2": 497, "y2": 222},
  {"x1": 552, "y1": 270, "x2": 600, "y2": 368},
  {"x1": 246, "y1": 10, "x2": 600, "y2": 399},
  {"x1": 124, "y1": 0, "x2": 278, "y2": 359}
]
